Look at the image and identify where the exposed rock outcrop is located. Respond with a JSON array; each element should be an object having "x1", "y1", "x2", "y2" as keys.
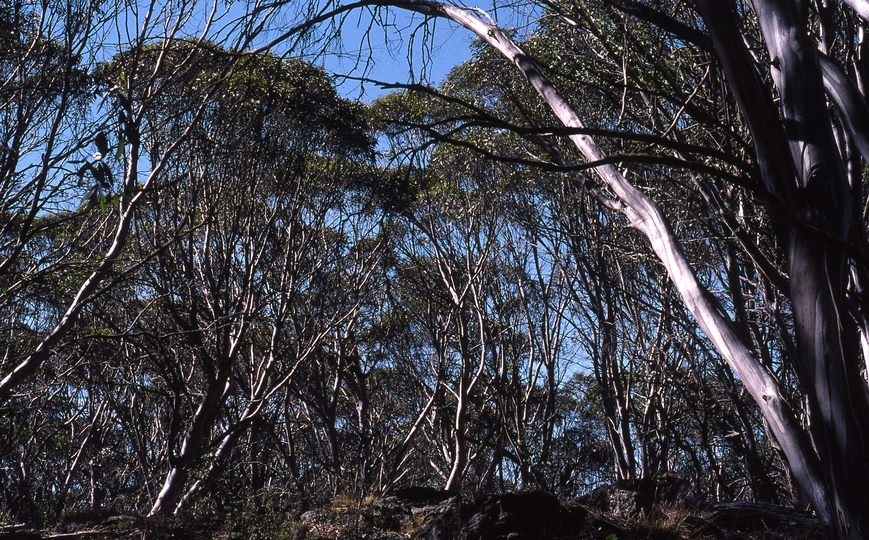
[
  {"x1": 414, "y1": 491, "x2": 588, "y2": 540},
  {"x1": 579, "y1": 475, "x2": 693, "y2": 518}
]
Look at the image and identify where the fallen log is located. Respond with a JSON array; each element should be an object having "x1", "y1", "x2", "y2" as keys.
[{"x1": 710, "y1": 501, "x2": 825, "y2": 537}]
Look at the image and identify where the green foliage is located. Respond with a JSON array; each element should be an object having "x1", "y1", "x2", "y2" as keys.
[
  {"x1": 2, "y1": 0, "x2": 819, "y2": 531},
  {"x1": 97, "y1": 43, "x2": 373, "y2": 161}
]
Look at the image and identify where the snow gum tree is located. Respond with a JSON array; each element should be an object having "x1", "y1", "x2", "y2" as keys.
[
  {"x1": 4, "y1": 0, "x2": 869, "y2": 536},
  {"x1": 316, "y1": 0, "x2": 869, "y2": 537}
]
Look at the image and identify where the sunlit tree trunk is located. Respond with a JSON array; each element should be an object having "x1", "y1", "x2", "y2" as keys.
[
  {"x1": 150, "y1": 351, "x2": 236, "y2": 515},
  {"x1": 381, "y1": 0, "x2": 843, "y2": 530},
  {"x1": 696, "y1": 1, "x2": 869, "y2": 536}
]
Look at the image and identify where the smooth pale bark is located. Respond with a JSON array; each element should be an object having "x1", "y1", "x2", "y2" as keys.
[
  {"x1": 150, "y1": 288, "x2": 250, "y2": 515},
  {"x1": 693, "y1": 1, "x2": 794, "y2": 207},
  {"x1": 381, "y1": 0, "x2": 832, "y2": 525},
  {"x1": 149, "y1": 365, "x2": 235, "y2": 515},
  {"x1": 174, "y1": 413, "x2": 258, "y2": 513},
  {"x1": 444, "y1": 308, "x2": 485, "y2": 493},
  {"x1": 0, "y1": 13, "x2": 241, "y2": 401},
  {"x1": 819, "y1": 55, "x2": 869, "y2": 164},
  {"x1": 697, "y1": 0, "x2": 869, "y2": 536},
  {"x1": 407, "y1": 214, "x2": 493, "y2": 494},
  {"x1": 0, "y1": 44, "x2": 234, "y2": 400},
  {"x1": 749, "y1": 2, "x2": 869, "y2": 538},
  {"x1": 173, "y1": 323, "x2": 309, "y2": 512},
  {"x1": 597, "y1": 290, "x2": 636, "y2": 481},
  {"x1": 0, "y1": 213, "x2": 136, "y2": 398},
  {"x1": 444, "y1": 389, "x2": 468, "y2": 493},
  {"x1": 842, "y1": 0, "x2": 869, "y2": 22}
]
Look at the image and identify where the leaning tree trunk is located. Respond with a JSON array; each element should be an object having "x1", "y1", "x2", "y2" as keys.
[
  {"x1": 698, "y1": 1, "x2": 869, "y2": 537},
  {"x1": 0, "y1": 121, "x2": 144, "y2": 400},
  {"x1": 380, "y1": 0, "x2": 860, "y2": 534}
]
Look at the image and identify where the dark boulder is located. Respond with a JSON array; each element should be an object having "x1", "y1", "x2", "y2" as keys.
[
  {"x1": 415, "y1": 491, "x2": 587, "y2": 540},
  {"x1": 392, "y1": 486, "x2": 453, "y2": 507},
  {"x1": 579, "y1": 475, "x2": 692, "y2": 518}
]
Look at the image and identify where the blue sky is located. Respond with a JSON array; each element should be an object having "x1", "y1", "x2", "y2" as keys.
[
  {"x1": 305, "y1": 2, "x2": 541, "y2": 99},
  {"x1": 316, "y1": 8, "x2": 475, "y2": 99},
  {"x1": 112, "y1": 1, "x2": 475, "y2": 99}
]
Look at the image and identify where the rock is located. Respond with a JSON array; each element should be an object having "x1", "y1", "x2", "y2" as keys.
[
  {"x1": 369, "y1": 497, "x2": 413, "y2": 533},
  {"x1": 578, "y1": 475, "x2": 691, "y2": 518},
  {"x1": 415, "y1": 496, "x2": 461, "y2": 540},
  {"x1": 392, "y1": 487, "x2": 453, "y2": 507},
  {"x1": 579, "y1": 483, "x2": 641, "y2": 517},
  {"x1": 414, "y1": 491, "x2": 587, "y2": 540},
  {"x1": 609, "y1": 488, "x2": 640, "y2": 516},
  {"x1": 299, "y1": 508, "x2": 344, "y2": 538}
]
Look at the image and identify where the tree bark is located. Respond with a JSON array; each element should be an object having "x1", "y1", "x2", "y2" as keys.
[
  {"x1": 150, "y1": 360, "x2": 234, "y2": 515},
  {"x1": 709, "y1": 1, "x2": 869, "y2": 536},
  {"x1": 382, "y1": 0, "x2": 833, "y2": 527}
]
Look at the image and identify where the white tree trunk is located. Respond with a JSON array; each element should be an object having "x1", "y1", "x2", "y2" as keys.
[{"x1": 381, "y1": 0, "x2": 832, "y2": 524}]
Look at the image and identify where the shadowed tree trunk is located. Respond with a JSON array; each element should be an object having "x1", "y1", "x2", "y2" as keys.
[
  {"x1": 372, "y1": 0, "x2": 869, "y2": 536},
  {"x1": 696, "y1": 1, "x2": 869, "y2": 536}
]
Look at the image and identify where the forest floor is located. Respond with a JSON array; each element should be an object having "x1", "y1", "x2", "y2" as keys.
[{"x1": 0, "y1": 487, "x2": 828, "y2": 540}]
